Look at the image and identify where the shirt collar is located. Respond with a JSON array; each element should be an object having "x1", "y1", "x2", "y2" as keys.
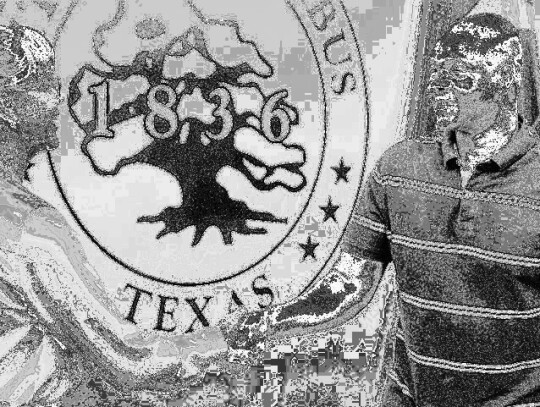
[{"x1": 440, "y1": 125, "x2": 539, "y2": 171}]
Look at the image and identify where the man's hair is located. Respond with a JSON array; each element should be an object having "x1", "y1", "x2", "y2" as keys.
[
  {"x1": 436, "y1": 13, "x2": 521, "y2": 60},
  {"x1": 0, "y1": 23, "x2": 54, "y2": 86},
  {"x1": 432, "y1": 13, "x2": 523, "y2": 102}
]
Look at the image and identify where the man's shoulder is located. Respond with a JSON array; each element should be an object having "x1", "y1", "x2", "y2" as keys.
[{"x1": 374, "y1": 139, "x2": 440, "y2": 176}]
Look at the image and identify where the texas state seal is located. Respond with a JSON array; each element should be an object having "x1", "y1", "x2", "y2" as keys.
[{"x1": 51, "y1": 0, "x2": 369, "y2": 338}]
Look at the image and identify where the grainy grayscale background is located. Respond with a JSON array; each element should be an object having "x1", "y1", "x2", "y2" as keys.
[{"x1": 4, "y1": 0, "x2": 540, "y2": 405}]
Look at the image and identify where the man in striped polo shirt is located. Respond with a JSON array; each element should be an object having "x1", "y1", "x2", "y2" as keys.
[{"x1": 224, "y1": 12, "x2": 540, "y2": 406}]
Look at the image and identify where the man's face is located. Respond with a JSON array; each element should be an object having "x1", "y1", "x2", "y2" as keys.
[
  {"x1": 426, "y1": 38, "x2": 521, "y2": 139},
  {"x1": 426, "y1": 52, "x2": 497, "y2": 137}
]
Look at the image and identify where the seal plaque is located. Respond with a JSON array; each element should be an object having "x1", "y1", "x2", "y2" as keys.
[{"x1": 51, "y1": 0, "x2": 369, "y2": 334}]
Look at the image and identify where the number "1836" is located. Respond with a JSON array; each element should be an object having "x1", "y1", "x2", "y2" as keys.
[{"x1": 89, "y1": 81, "x2": 297, "y2": 144}]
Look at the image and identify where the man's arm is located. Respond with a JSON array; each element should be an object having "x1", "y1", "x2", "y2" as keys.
[
  {"x1": 267, "y1": 252, "x2": 385, "y2": 338},
  {"x1": 223, "y1": 160, "x2": 391, "y2": 350},
  {"x1": 223, "y1": 251, "x2": 385, "y2": 350}
]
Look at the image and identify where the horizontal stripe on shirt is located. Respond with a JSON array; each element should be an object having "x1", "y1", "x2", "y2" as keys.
[
  {"x1": 390, "y1": 234, "x2": 540, "y2": 267},
  {"x1": 400, "y1": 291, "x2": 540, "y2": 319},
  {"x1": 351, "y1": 214, "x2": 388, "y2": 234},
  {"x1": 396, "y1": 330, "x2": 540, "y2": 374},
  {"x1": 373, "y1": 171, "x2": 540, "y2": 213},
  {"x1": 386, "y1": 369, "x2": 413, "y2": 399},
  {"x1": 351, "y1": 220, "x2": 540, "y2": 268},
  {"x1": 399, "y1": 299, "x2": 540, "y2": 365}
]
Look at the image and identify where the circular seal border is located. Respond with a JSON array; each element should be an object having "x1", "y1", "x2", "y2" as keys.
[{"x1": 295, "y1": 0, "x2": 370, "y2": 295}]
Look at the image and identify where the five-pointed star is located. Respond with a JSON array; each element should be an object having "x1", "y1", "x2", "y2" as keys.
[
  {"x1": 299, "y1": 235, "x2": 319, "y2": 261},
  {"x1": 331, "y1": 158, "x2": 351, "y2": 184},
  {"x1": 320, "y1": 196, "x2": 339, "y2": 222}
]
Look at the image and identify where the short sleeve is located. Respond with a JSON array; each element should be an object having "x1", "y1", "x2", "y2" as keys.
[{"x1": 341, "y1": 165, "x2": 391, "y2": 265}]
